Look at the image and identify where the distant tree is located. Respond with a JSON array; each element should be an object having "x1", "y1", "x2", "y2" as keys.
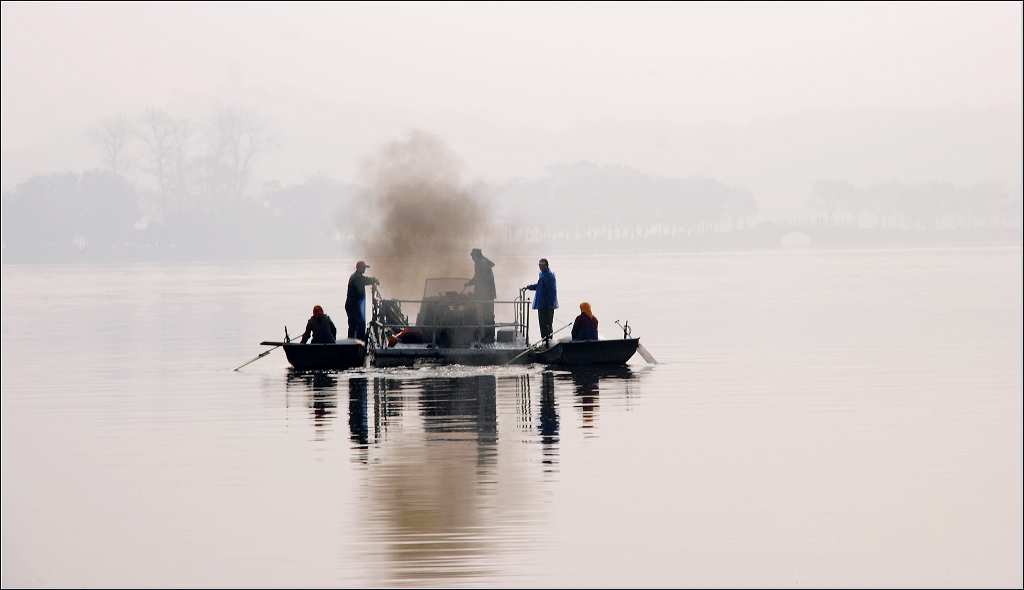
[
  {"x1": 198, "y1": 107, "x2": 269, "y2": 203},
  {"x1": 89, "y1": 115, "x2": 132, "y2": 176},
  {"x1": 809, "y1": 180, "x2": 858, "y2": 226},
  {"x1": 137, "y1": 109, "x2": 193, "y2": 213}
]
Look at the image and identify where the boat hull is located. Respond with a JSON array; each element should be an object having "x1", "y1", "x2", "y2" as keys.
[
  {"x1": 372, "y1": 344, "x2": 528, "y2": 367},
  {"x1": 282, "y1": 342, "x2": 366, "y2": 371},
  {"x1": 530, "y1": 338, "x2": 640, "y2": 366}
]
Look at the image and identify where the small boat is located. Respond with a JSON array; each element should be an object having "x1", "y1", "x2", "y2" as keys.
[
  {"x1": 259, "y1": 339, "x2": 367, "y2": 371},
  {"x1": 529, "y1": 337, "x2": 640, "y2": 366}
]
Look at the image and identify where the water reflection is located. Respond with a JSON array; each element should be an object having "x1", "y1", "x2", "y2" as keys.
[
  {"x1": 348, "y1": 377, "x2": 369, "y2": 452},
  {"x1": 567, "y1": 366, "x2": 637, "y2": 432},
  {"x1": 362, "y1": 375, "x2": 502, "y2": 584},
  {"x1": 278, "y1": 367, "x2": 644, "y2": 584},
  {"x1": 420, "y1": 375, "x2": 498, "y2": 464},
  {"x1": 285, "y1": 370, "x2": 338, "y2": 440},
  {"x1": 539, "y1": 371, "x2": 559, "y2": 471}
]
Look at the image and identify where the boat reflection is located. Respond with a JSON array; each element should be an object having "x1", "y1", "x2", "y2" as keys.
[
  {"x1": 559, "y1": 366, "x2": 636, "y2": 433},
  {"x1": 359, "y1": 374, "x2": 503, "y2": 584},
  {"x1": 281, "y1": 366, "x2": 643, "y2": 584},
  {"x1": 285, "y1": 370, "x2": 338, "y2": 441}
]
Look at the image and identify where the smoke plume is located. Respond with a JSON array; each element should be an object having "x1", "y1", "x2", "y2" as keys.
[{"x1": 351, "y1": 132, "x2": 494, "y2": 298}]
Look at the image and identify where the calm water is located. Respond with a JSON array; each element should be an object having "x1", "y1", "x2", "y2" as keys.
[{"x1": 2, "y1": 249, "x2": 1022, "y2": 587}]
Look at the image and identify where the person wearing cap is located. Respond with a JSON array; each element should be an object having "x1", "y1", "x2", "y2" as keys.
[
  {"x1": 525, "y1": 258, "x2": 558, "y2": 342},
  {"x1": 464, "y1": 248, "x2": 496, "y2": 343},
  {"x1": 301, "y1": 305, "x2": 338, "y2": 344},
  {"x1": 571, "y1": 302, "x2": 599, "y2": 341},
  {"x1": 345, "y1": 260, "x2": 379, "y2": 341}
]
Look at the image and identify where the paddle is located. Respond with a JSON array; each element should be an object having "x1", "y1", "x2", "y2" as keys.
[
  {"x1": 233, "y1": 327, "x2": 295, "y2": 371},
  {"x1": 636, "y1": 343, "x2": 658, "y2": 364},
  {"x1": 505, "y1": 321, "x2": 574, "y2": 366}
]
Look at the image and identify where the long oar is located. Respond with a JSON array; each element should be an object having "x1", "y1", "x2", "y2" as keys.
[
  {"x1": 505, "y1": 321, "x2": 573, "y2": 365},
  {"x1": 233, "y1": 330, "x2": 295, "y2": 371},
  {"x1": 636, "y1": 342, "x2": 658, "y2": 364}
]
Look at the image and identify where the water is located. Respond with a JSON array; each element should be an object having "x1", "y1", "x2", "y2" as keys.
[{"x1": 2, "y1": 248, "x2": 1021, "y2": 587}]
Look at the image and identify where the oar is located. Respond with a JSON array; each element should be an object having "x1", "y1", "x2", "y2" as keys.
[
  {"x1": 636, "y1": 342, "x2": 658, "y2": 364},
  {"x1": 233, "y1": 328, "x2": 296, "y2": 371},
  {"x1": 505, "y1": 321, "x2": 573, "y2": 366}
]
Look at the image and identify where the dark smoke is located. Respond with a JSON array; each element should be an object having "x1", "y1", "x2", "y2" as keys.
[{"x1": 351, "y1": 131, "x2": 495, "y2": 298}]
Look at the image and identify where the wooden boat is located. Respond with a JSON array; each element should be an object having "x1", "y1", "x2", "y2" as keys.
[
  {"x1": 259, "y1": 339, "x2": 367, "y2": 371},
  {"x1": 528, "y1": 337, "x2": 640, "y2": 366}
]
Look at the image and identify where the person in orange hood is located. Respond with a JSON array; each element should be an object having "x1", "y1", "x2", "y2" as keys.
[{"x1": 571, "y1": 302, "x2": 599, "y2": 341}]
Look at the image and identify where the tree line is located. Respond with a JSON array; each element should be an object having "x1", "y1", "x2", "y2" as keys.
[
  {"x1": 1, "y1": 106, "x2": 353, "y2": 261},
  {"x1": 2, "y1": 115, "x2": 1020, "y2": 262},
  {"x1": 808, "y1": 180, "x2": 1020, "y2": 230}
]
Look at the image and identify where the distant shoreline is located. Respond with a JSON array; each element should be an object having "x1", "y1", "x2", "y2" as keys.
[{"x1": 2, "y1": 234, "x2": 1021, "y2": 266}]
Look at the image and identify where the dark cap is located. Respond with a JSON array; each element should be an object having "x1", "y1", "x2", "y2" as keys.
[{"x1": 356, "y1": 260, "x2": 370, "y2": 269}]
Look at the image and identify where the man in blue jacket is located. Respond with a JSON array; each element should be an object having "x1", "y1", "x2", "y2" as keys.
[{"x1": 525, "y1": 258, "x2": 558, "y2": 343}]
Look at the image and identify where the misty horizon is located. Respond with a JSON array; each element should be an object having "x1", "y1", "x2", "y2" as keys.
[
  {"x1": 3, "y1": 2, "x2": 1022, "y2": 212},
  {"x1": 2, "y1": 1, "x2": 1022, "y2": 262}
]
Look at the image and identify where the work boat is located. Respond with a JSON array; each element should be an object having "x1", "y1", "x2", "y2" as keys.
[
  {"x1": 252, "y1": 279, "x2": 645, "y2": 371},
  {"x1": 366, "y1": 279, "x2": 643, "y2": 367},
  {"x1": 367, "y1": 278, "x2": 532, "y2": 366}
]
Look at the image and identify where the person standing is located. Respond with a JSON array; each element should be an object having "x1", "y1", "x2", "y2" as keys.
[
  {"x1": 301, "y1": 305, "x2": 338, "y2": 344},
  {"x1": 525, "y1": 258, "x2": 558, "y2": 342},
  {"x1": 465, "y1": 248, "x2": 496, "y2": 343},
  {"x1": 345, "y1": 260, "x2": 378, "y2": 341}
]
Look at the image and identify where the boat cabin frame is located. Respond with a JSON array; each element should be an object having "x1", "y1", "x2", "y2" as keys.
[{"x1": 365, "y1": 281, "x2": 533, "y2": 365}]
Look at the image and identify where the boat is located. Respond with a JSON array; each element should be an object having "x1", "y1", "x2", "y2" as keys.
[
  {"x1": 528, "y1": 337, "x2": 640, "y2": 366},
  {"x1": 250, "y1": 278, "x2": 649, "y2": 371},
  {"x1": 259, "y1": 338, "x2": 367, "y2": 371},
  {"x1": 367, "y1": 278, "x2": 533, "y2": 366}
]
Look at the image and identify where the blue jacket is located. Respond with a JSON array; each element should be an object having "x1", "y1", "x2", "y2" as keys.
[{"x1": 527, "y1": 270, "x2": 558, "y2": 310}]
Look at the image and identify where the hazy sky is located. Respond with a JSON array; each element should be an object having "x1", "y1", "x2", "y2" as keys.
[{"x1": 2, "y1": 1, "x2": 1021, "y2": 208}]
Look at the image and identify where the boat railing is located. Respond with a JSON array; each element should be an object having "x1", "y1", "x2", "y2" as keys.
[{"x1": 367, "y1": 285, "x2": 532, "y2": 350}]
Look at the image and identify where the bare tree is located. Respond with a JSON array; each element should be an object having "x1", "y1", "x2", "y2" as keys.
[
  {"x1": 201, "y1": 107, "x2": 268, "y2": 203},
  {"x1": 137, "y1": 109, "x2": 193, "y2": 212},
  {"x1": 89, "y1": 115, "x2": 132, "y2": 176}
]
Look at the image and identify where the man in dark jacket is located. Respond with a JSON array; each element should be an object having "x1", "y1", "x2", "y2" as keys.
[
  {"x1": 301, "y1": 305, "x2": 338, "y2": 344},
  {"x1": 465, "y1": 248, "x2": 496, "y2": 343},
  {"x1": 344, "y1": 260, "x2": 379, "y2": 341},
  {"x1": 526, "y1": 257, "x2": 558, "y2": 342}
]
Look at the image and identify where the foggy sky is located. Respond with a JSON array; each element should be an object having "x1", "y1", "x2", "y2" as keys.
[{"x1": 2, "y1": 1, "x2": 1021, "y2": 210}]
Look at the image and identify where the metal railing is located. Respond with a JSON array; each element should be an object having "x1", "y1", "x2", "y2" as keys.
[{"x1": 367, "y1": 284, "x2": 531, "y2": 350}]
